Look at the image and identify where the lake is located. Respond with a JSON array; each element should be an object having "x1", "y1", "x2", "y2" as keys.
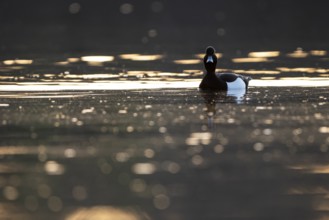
[{"x1": 0, "y1": 49, "x2": 329, "y2": 220}]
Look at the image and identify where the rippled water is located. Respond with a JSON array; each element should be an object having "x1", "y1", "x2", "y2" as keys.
[{"x1": 1, "y1": 49, "x2": 329, "y2": 220}]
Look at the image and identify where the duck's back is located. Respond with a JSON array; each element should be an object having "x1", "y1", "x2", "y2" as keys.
[
  {"x1": 217, "y1": 73, "x2": 238, "y2": 82},
  {"x1": 218, "y1": 73, "x2": 251, "y2": 90}
]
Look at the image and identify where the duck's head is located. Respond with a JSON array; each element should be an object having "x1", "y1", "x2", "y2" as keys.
[{"x1": 204, "y1": 46, "x2": 217, "y2": 73}]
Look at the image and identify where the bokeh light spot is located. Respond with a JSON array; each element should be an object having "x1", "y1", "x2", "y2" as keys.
[
  {"x1": 153, "y1": 194, "x2": 170, "y2": 210},
  {"x1": 3, "y1": 186, "x2": 19, "y2": 201},
  {"x1": 120, "y1": 3, "x2": 134, "y2": 14},
  {"x1": 68, "y1": 3, "x2": 81, "y2": 14},
  {"x1": 48, "y1": 196, "x2": 63, "y2": 212},
  {"x1": 72, "y1": 186, "x2": 88, "y2": 201},
  {"x1": 151, "y1": 1, "x2": 163, "y2": 13}
]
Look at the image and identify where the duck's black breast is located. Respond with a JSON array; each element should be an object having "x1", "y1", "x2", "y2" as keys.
[
  {"x1": 199, "y1": 72, "x2": 228, "y2": 90},
  {"x1": 217, "y1": 73, "x2": 238, "y2": 82}
]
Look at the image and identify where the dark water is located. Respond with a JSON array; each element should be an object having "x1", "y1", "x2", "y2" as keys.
[{"x1": 1, "y1": 49, "x2": 329, "y2": 220}]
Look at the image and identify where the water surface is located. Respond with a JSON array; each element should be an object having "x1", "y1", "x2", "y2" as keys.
[{"x1": 0, "y1": 49, "x2": 329, "y2": 220}]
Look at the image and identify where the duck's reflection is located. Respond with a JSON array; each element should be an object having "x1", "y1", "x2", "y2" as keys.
[{"x1": 199, "y1": 89, "x2": 247, "y2": 128}]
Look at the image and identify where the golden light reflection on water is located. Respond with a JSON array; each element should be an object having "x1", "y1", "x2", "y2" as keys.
[
  {"x1": 260, "y1": 77, "x2": 276, "y2": 80},
  {"x1": 157, "y1": 72, "x2": 190, "y2": 77},
  {"x1": 287, "y1": 187, "x2": 329, "y2": 213},
  {"x1": 319, "y1": 127, "x2": 329, "y2": 133},
  {"x1": 80, "y1": 56, "x2": 114, "y2": 66},
  {"x1": 1, "y1": 50, "x2": 329, "y2": 92},
  {"x1": 0, "y1": 66, "x2": 25, "y2": 72},
  {"x1": 66, "y1": 206, "x2": 146, "y2": 220},
  {"x1": 173, "y1": 59, "x2": 201, "y2": 65},
  {"x1": 132, "y1": 163, "x2": 156, "y2": 175},
  {"x1": 67, "y1": 57, "x2": 80, "y2": 63},
  {"x1": 64, "y1": 74, "x2": 120, "y2": 79},
  {"x1": 55, "y1": 58, "x2": 81, "y2": 65},
  {"x1": 288, "y1": 164, "x2": 329, "y2": 174},
  {"x1": 251, "y1": 78, "x2": 329, "y2": 87},
  {"x1": 1, "y1": 76, "x2": 329, "y2": 91},
  {"x1": 81, "y1": 56, "x2": 114, "y2": 63},
  {"x1": 0, "y1": 76, "x2": 14, "y2": 80},
  {"x1": 234, "y1": 69, "x2": 280, "y2": 75},
  {"x1": 185, "y1": 132, "x2": 212, "y2": 146},
  {"x1": 232, "y1": 57, "x2": 271, "y2": 63},
  {"x1": 0, "y1": 146, "x2": 35, "y2": 155},
  {"x1": 119, "y1": 53, "x2": 140, "y2": 59},
  {"x1": 126, "y1": 71, "x2": 191, "y2": 78},
  {"x1": 0, "y1": 92, "x2": 92, "y2": 98},
  {"x1": 55, "y1": 61, "x2": 70, "y2": 66},
  {"x1": 310, "y1": 50, "x2": 327, "y2": 56},
  {"x1": 287, "y1": 48, "x2": 308, "y2": 58},
  {"x1": 0, "y1": 80, "x2": 200, "y2": 91},
  {"x1": 248, "y1": 51, "x2": 280, "y2": 58},
  {"x1": 119, "y1": 54, "x2": 163, "y2": 61},
  {"x1": 3, "y1": 60, "x2": 15, "y2": 65},
  {"x1": 287, "y1": 187, "x2": 329, "y2": 195},
  {"x1": 126, "y1": 70, "x2": 156, "y2": 77},
  {"x1": 277, "y1": 67, "x2": 329, "y2": 73},
  {"x1": 183, "y1": 69, "x2": 203, "y2": 76},
  {"x1": 3, "y1": 59, "x2": 33, "y2": 65}
]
